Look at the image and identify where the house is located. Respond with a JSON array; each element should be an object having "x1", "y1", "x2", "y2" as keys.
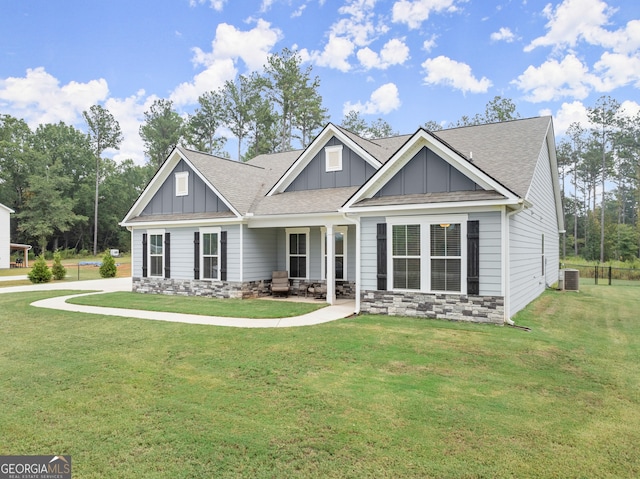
[
  {"x1": 0, "y1": 202, "x2": 15, "y2": 269},
  {"x1": 121, "y1": 116, "x2": 564, "y2": 324}
]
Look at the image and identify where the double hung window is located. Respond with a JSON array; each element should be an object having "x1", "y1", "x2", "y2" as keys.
[
  {"x1": 202, "y1": 230, "x2": 219, "y2": 280},
  {"x1": 149, "y1": 233, "x2": 164, "y2": 277},
  {"x1": 287, "y1": 228, "x2": 309, "y2": 279},
  {"x1": 388, "y1": 216, "x2": 467, "y2": 294}
]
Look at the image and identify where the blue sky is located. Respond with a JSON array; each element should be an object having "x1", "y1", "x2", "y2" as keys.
[{"x1": 1, "y1": 0, "x2": 639, "y2": 163}]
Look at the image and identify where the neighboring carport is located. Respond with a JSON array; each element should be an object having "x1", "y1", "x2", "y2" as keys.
[{"x1": 10, "y1": 243, "x2": 32, "y2": 268}]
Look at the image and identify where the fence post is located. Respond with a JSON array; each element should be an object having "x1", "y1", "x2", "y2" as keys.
[
  {"x1": 78, "y1": 263, "x2": 80, "y2": 281},
  {"x1": 608, "y1": 266, "x2": 612, "y2": 285},
  {"x1": 595, "y1": 265, "x2": 598, "y2": 285}
]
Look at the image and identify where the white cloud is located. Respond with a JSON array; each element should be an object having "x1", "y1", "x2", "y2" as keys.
[
  {"x1": 357, "y1": 38, "x2": 410, "y2": 70},
  {"x1": 190, "y1": 0, "x2": 227, "y2": 11},
  {"x1": 421, "y1": 56, "x2": 492, "y2": 94},
  {"x1": 592, "y1": 52, "x2": 640, "y2": 91},
  {"x1": 422, "y1": 35, "x2": 437, "y2": 52},
  {"x1": 547, "y1": 101, "x2": 590, "y2": 136},
  {"x1": 170, "y1": 20, "x2": 281, "y2": 105},
  {"x1": 523, "y1": 0, "x2": 640, "y2": 53},
  {"x1": 0, "y1": 67, "x2": 109, "y2": 127},
  {"x1": 305, "y1": 34, "x2": 355, "y2": 72},
  {"x1": 512, "y1": 54, "x2": 597, "y2": 102},
  {"x1": 334, "y1": 0, "x2": 380, "y2": 46},
  {"x1": 343, "y1": 82, "x2": 401, "y2": 115},
  {"x1": 490, "y1": 27, "x2": 516, "y2": 43},
  {"x1": 392, "y1": 0, "x2": 459, "y2": 30},
  {"x1": 620, "y1": 100, "x2": 640, "y2": 118}
]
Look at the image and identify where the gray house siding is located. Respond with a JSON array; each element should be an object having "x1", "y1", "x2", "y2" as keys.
[
  {"x1": 509, "y1": 144, "x2": 559, "y2": 316},
  {"x1": 141, "y1": 160, "x2": 230, "y2": 216},
  {"x1": 376, "y1": 147, "x2": 480, "y2": 197},
  {"x1": 286, "y1": 137, "x2": 376, "y2": 192},
  {"x1": 243, "y1": 226, "x2": 278, "y2": 282},
  {"x1": 360, "y1": 216, "x2": 384, "y2": 291},
  {"x1": 469, "y1": 211, "x2": 502, "y2": 297}
]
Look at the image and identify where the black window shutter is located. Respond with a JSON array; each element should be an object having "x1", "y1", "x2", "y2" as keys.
[
  {"x1": 220, "y1": 231, "x2": 227, "y2": 281},
  {"x1": 467, "y1": 220, "x2": 480, "y2": 295},
  {"x1": 142, "y1": 233, "x2": 148, "y2": 278},
  {"x1": 164, "y1": 232, "x2": 171, "y2": 279},
  {"x1": 376, "y1": 223, "x2": 387, "y2": 290},
  {"x1": 194, "y1": 232, "x2": 200, "y2": 280}
]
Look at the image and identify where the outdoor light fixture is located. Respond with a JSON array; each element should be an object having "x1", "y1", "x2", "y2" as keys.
[{"x1": 439, "y1": 223, "x2": 450, "y2": 228}]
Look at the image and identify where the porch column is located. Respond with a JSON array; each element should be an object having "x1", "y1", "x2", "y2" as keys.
[{"x1": 326, "y1": 224, "x2": 335, "y2": 305}]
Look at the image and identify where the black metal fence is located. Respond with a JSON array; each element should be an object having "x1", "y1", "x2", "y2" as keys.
[{"x1": 560, "y1": 263, "x2": 640, "y2": 285}]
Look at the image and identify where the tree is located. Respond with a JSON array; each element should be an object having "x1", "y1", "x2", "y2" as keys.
[
  {"x1": 264, "y1": 48, "x2": 326, "y2": 151},
  {"x1": 483, "y1": 96, "x2": 521, "y2": 123},
  {"x1": 139, "y1": 99, "x2": 184, "y2": 167},
  {"x1": 0, "y1": 115, "x2": 35, "y2": 211},
  {"x1": 422, "y1": 120, "x2": 443, "y2": 132},
  {"x1": 51, "y1": 251, "x2": 66, "y2": 280},
  {"x1": 185, "y1": 91, "x2": 226, "y2": 155},
  {"x1": 83, "y1": 105, "x2": 123, "y2": 256},
  {"x1": 99, "y1": 250, "x2": 117, "y2": 278},
  {"x1": 28, "y1": 255, "x2": 52, "y2": 284},
  {"x1": 17, "y1": 161, "x2": 87, "y2": 254},
  {"x1": 221, "y1": 75, "x2": 262, "y2": 160},
  {"x1": 341, "y1": 110, "x2": 368, "y2": 136},
  {"x1": 340, "y1": 111, "x2": 398, "y2": 139},
  {"x1": 587, "y1": 96, "x2": 621, "y2": 262}
]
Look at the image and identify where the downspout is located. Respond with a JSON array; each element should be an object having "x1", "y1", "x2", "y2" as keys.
[
  {"x1": 342, "y1": 213, "x2": 361, "y2": 315},
  {"x1": 504, "y1": 200, "x2": 526, "y2": 326}
]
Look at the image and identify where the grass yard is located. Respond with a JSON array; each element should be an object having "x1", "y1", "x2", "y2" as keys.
[
  {"x1": 67, "y1": 291, "x2": 326, "y2": 318},
  {"x1": 1, "y1": 284, "x2": 638, "y2": 478}
]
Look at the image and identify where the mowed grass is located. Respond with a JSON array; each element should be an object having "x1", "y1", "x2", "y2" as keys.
[
  {"x1": 67, "y1": 291, "x2": 326, "y2": 318},
  {"x1": 1, "y1": 284, "x2": 638, "y2": 478}
]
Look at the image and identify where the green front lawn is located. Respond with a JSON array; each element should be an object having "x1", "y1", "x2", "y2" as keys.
[
  {"x1": 1, "y1": 284, "x2": 638, "y2": 478},
  {"x1": 67, "y1": 291, "x2": 326, "y2": 318}
]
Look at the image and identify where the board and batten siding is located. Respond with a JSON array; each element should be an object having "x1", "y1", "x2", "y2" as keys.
[
  {"x1": 132, "y1": 225, "x2": 240, "y2": 281},
  {"x1": 360, "y1": 216, "x2": 385, "y2": 291},
  {"x1": 509, "y1": 143, "x2": 560, "y2": 316},
  {"x1": 285, "y1": 137, "x2": 377, "y2": 192}
]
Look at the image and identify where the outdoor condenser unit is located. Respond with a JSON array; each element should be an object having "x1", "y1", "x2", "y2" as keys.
[{"x1": 563, "y1": 269, "x2": 579, "y2": 291}]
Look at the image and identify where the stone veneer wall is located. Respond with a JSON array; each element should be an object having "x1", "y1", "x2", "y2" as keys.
[
  {"x1": 360, "y1": 290, "x2": 505, "y2": 324},
  {"x1": 132, "y1": 277, "x2": 357, "y2": 300}
]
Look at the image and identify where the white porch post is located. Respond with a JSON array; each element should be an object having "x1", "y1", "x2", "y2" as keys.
[{"x1": 326, "y1": 224, "x2": 335, "y2": 304}]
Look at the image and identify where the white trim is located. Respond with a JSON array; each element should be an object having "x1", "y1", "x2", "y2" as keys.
[
  {"x1": 386, "y1": 215, "x2": 468, "y2": 295},
  {"x1": 199, "y1": 226, "x2": 221, "y2": 281},
  {"x1": 325, "y1": 145, "x2": 343, "y2": 172},
  {"x1": 321, "y1": 226, "x2": 348, "y2": 280},
  {"x1": 286, "y1": 227, "x2": 310, "y2": 279},
  {"x1": 147, "y1": 229, "x2": 165, "y2": 278},
  {"x1": 175, "y1": 171, "x2": 189, "y2": 197}
]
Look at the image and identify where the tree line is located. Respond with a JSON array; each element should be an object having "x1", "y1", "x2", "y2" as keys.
[{"x1": 1, "y1": 44, "x2": 638, "y2": 262}]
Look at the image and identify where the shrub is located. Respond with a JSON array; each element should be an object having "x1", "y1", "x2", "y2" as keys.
[
  {"x1": 28, "y1": 255, "x2": 52, "y2": 284},
  {"x1": 99, "y1": 251, "x2": 117, "y2": 278},
  {"x1": 51, "y1": 251, "x2": 67, "y2": 280}
]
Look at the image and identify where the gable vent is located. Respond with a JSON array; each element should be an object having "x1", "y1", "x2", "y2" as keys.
[{"x1": 325, "y1": 145, "x2": 343, "y2": 172}]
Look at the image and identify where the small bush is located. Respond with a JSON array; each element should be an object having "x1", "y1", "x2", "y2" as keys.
[
  {"x1": 51, "y1": 251, "x2": 67, "y2": 280},
  {"x1": 28, "y1": 255, "x2": 52, "y2": 284},
  {"x1": 99, "y1": 251, "x2": 117, "y2": 278}
]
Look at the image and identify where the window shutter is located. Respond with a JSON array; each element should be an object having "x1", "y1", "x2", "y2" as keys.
[
  {"x1": 194, "y1": 232, "x2": 200, "y2": 280},
  {"x1": 377, "y1": 223, "x2": 387, "y2": 290},
  {"x1": 164, "y1": 232, "x2": 171, "y2": 279},
  {"x1": 142, "y1": 233, "x2": 148, "y2": 278},
  {"x1": 467, "y1": 220, "x2": 479, "y2": 295},
  {"x1": 220, "y1": 231, "x2": 227, "y2": 281}
]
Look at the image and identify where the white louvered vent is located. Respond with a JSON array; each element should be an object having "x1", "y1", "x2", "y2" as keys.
[{"x1": 325, "y1": 145, "x2": 343, "y2": 172}]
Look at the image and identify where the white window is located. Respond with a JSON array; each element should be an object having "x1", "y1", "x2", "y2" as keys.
[
  {"x1": 286, "y1": 228, "x2": 309, "y2": 279},
  {"x1": 388, "y1": 216, "x2": 467, "y2": 294},
  {"x1": 175, "y1": 171, "x2": 189, "y2": 196},
  {"x1": 201, "y1": 227, "x2": 221, "y2": 280},
  {"x1": 321, "y1": 226, "x2": 348, "y2": 280},
  {"x1": 148, "y1": 230, "x2": 164, "y2": 277},
  {"x1": 325, "y1": 145, "x2": 343, "y2": 172}
]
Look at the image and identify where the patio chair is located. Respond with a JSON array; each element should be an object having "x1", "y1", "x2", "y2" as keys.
[
  {"x1": 307, "y1": 282, "x2": 327, "y2": 300},
  {"x1": 271, "y1": 271, "x2": 290, "y2": 297}
]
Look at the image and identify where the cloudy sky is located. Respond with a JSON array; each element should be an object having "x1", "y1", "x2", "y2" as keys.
[{"x1": 1, "y1": 0, "x2": 639, "y2": 163}]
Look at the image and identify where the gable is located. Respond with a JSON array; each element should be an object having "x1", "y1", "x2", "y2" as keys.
[
  {"x1": 285, "y1": 137, "x2": 377, "y2": 192},
  {"x1": 140, "y1": 159, "x2": 230, "y2": 217},
  {"x1": 375, "y1": 146, "x2": 480, "y2": 197}
]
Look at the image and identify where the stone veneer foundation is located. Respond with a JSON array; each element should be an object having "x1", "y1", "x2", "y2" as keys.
[
  {"x1": 360, "y1": 290, "x2": 505, "y2": 324},
  {"x1": 132, "y1": 277, "x2": 357, "y2": 299}
]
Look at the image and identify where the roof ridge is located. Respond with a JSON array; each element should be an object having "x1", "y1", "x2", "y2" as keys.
[{"x1": 178, "y1": 145, "x2": 266, "y2": 170}]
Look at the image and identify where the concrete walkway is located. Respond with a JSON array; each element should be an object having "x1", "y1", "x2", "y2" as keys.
[{"x1": 0, "y1": 277, "x2": 356, "y2": 328}]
